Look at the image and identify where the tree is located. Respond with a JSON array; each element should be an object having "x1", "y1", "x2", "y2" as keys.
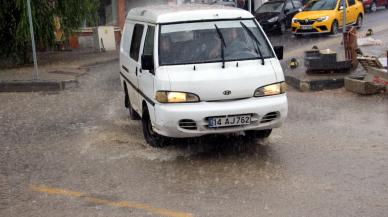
[{"x1": 0, "y1": 0, "x2": 99, "y2": 65}]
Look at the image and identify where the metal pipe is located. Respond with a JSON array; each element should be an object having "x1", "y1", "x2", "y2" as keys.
[
  {"x1": 27, "y1": 0, "x2": 39, "y2": 80},
  {"x1": 342, "y1": 0, "x2": 346, "y2": 34}
]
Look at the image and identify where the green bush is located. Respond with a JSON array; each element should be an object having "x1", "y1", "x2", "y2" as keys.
[{"x1": 0, "y1": 0, "x2": 99, "y2": 65}]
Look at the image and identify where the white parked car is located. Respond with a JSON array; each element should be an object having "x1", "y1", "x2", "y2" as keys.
[{"x1": 120, "y1": 4, "x2": 288, "y2": 147}]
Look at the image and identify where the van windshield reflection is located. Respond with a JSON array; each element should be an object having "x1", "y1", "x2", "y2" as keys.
[{"x1": 159, "y1": 19, "x2": 274, "y2": 66}]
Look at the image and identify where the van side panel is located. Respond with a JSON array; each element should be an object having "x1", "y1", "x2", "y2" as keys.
[
  {"x1": 138, "y1": 25, "x2": 157, "y2": 118},
  {"x1": 120, "y1": 22, "x2": 136, "y2": 106}
]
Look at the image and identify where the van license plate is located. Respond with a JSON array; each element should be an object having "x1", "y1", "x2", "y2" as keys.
[
  {"x1": 208, "y1": 115, "x2": 251, "y2": 128},
  {"x1": 301, "y1": 25, "x2": 312, "y2": 30}
]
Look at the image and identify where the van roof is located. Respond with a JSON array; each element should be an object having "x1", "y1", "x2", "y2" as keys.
[{"x1": 126, "y1": 4, "x2": 253, "y2": 24}]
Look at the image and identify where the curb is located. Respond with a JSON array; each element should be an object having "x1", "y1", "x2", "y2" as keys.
[
  {"x1": 285, "y1": 74, "x2": 345, "y2": 92},
  {"x1": 0, "y1": 79, "x2": 78, "y2": 92},
  {"x1": 0, "y1": 56, "x2": 117, "y2": 93},
  {"x1": 79, "y1": 57, "x2": 118, "y2": 68}
]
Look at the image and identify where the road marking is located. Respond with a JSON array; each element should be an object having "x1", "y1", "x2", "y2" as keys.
[
  {"x1": 284, "y1": 24, "x2": 388, "y2": 59},
  {"x1": 30, "y1": 185, "x2": 193, "y2": 217}
]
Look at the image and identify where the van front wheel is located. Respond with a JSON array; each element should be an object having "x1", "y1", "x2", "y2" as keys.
[
  {"x1": 245, "y1": 129, "x2": 272, "y2": 140},
  {"x1": 142, "y1": 107, "x2": 168, "y2": 148}
]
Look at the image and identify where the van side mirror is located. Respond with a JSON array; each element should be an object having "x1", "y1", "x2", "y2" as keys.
[
  {"x1": 274, "y1": 46, "x2": 284, "y2": 60},
  {"x1": 141, "y1": 55, "x2": 154, "y2": 72}
]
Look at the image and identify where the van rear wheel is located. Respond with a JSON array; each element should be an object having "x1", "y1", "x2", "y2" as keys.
[
  {"x1": 142, "y1": 107, "x2": 168, "y2": 148},
  {"x1": 124, "y1": 89, "x2": 140, "y2": 120},
  {"x1": 245, "y1": 129, "x2": 272, "y2": 140}
]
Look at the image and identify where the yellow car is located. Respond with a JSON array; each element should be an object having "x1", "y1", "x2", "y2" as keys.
[{"x1": 291, "y1": 0, "x2": 364, "y2": 35}]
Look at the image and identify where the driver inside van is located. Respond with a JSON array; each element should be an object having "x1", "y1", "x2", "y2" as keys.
[
  {"x1": 209, "y1": 28, "x2": 248, "y2": 59},
  {"x1": 160, "y1": 35, "x2": 175, "y2": 64}
]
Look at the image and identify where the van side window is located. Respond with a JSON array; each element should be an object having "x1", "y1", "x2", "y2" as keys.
[
  {"x1": 130, "y1": 24, "x2": 144, "y2": 61},
  {"x1": 348, "y1": 0, "x2": 355, "y2": 6},
  {"x1": 143, "y1": 26, "x2": 155, "y2": 56},
  {"x1": 122, "y1": 23, "x2": 132, "y2": 54}
]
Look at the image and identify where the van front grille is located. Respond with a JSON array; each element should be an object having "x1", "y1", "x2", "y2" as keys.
[
  {"x1": 179, "y1": 119, "x2": 197, "y2": 130},
  {"x1": 205, "y1": 97, "x2": 249, "y2": 102},
  {"x1": 260, "y1": 112, "x2": 279, "y2": 123}
]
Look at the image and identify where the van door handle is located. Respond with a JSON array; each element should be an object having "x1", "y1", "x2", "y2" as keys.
[
  {"x1": 122, "y1": 65, "x2": 128, "y2": 73},
  {"x1": 135, "y1": 67, "x2": 138, "y2": 76},
  {"x1": 139, "y1": 68, "x2": 142, "y2": 73}
]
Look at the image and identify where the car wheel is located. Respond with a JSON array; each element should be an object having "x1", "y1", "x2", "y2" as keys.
[
  {"x1": 278, "y1": 22, "x2": 286, "y2": 34},
  {"x1": 124, "y1": 87, "x2": 140, "y2": 120},
  {"x1": 371, "y1": 1, "x2": 377, "y2": 12},
  {"x1": 356, "y1": 15, "x2": 363, "y2": 29},
  {"x1": 142, "y1": 106, "x2": 168, "y2": 148},
  {"x1": 245, "y1": 129, "x2": 272, "y2": 140},
  {"x1": 330, "y1": 20, "x2": 338, "y2": 35}
]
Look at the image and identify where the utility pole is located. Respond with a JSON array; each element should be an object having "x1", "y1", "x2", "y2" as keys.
[
  {"x1": 342, "y1": 0, "x2": 346, "y2": 34},
  {"x1": 27, "y1": 0, "x2": 39, "y2": 80}
]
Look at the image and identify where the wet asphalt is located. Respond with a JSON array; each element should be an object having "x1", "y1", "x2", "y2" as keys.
[
  {"x1": 1, "y1": 58, "x2": 387, "y2": 217},
  {"x1": 1, "y1": 11, "x2": 388, "y2": 217}
]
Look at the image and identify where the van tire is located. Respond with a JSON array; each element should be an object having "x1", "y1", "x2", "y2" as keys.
[
  {"x1": 124, "y1": 86, "x2": 140, "y2": 120},
  {"x1": 142, "y1": 106, "x2": 168, "y2": 148},
  {"x1": 245, "y1": 129, "x2": 272, "y2": 140}
]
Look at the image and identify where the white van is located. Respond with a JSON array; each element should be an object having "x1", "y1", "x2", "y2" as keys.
[{"x1": 120, "y1": 4, "x2": 288, "y2": 147}]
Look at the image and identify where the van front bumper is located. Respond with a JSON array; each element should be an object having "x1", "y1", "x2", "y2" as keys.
[{"x1": 153, "y1": 94, "x2": 288, "y2": 138}]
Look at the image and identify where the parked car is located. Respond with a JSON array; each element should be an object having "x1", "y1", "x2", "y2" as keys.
[
  {"x1": 254, "y1": 0, "x2": 303, "y2": 34},
  {"x1": 120, "y1": 5, "x2": 288, "y2": 147},
  {"x1": 362, "y1": 0, "x2": 388, "y2": 12},
  {"x1": 291, "y1": 0, "x2": 364, "y2": 35}
]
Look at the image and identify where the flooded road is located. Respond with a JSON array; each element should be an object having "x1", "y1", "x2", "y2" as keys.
[{"x1": 1, "y1": 61, "x2": 387, "y2": 217}]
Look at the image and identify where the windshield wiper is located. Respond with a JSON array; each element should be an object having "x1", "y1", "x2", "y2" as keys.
[
  {"x1": 240, "y1": 22, "x2": 265, "y2": 65},
  {"x1": 214, "y1": 24, "x2": 226, "y2": 69}
]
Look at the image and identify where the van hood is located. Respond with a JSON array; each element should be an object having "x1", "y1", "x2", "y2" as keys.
[{"x1": 157, "y1": 59, "x2": 280, "y2": 101}]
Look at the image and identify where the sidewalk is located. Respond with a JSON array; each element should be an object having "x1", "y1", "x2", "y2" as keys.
[
  {"x1": 282, "y1": 27, "x2": 388, "y2": 92},
  {"x1": 0, "y1": 50, "x2": 118, "y2": 92}
]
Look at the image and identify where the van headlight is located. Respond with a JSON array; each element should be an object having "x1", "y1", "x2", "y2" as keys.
[
  {"x1": 155, "y1": 91, "x2": 200, "y2": 103},
  {"x1": 316, "y1": 16, "x2": 329, "y2": 22},
  {"x1": 254, "y1": 82, "x2": 286, "y2": 97}
]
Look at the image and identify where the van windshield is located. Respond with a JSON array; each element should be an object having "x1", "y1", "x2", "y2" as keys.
[{"x1": 159, "y1": 19, "x2": 274, "y2": 66}]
